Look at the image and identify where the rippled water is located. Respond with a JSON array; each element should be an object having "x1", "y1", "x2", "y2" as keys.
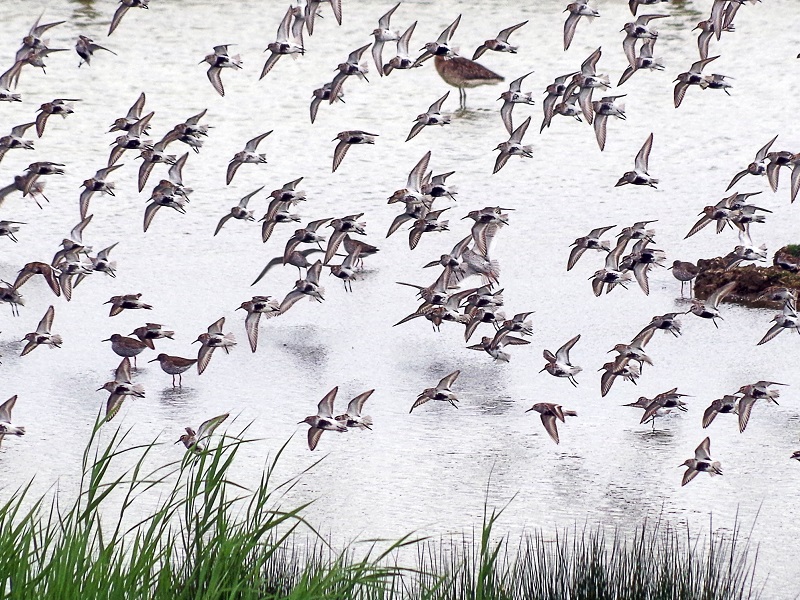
[{"x1": 1, "y1": 0, "x2": 799, "y2": 596}]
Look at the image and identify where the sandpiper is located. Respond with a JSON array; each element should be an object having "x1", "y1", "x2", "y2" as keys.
[
  {"x1": 494, "y1": 116, "x2": 533, "y2": 174},
  {"x1": 680, "y1": 437, "x2": 722, "y2": 486},
  {"x1": 610, "y1": 328, "x2": 654, "y2": 369},
  {"x1": 237, "y1": 296, "x2": 280, "y2": 352},
  {"x1": 105, "y1": 293, "x2": 152, "y2": 317},
  {"x1": 541, "y1": 72, "x2": 578, "y2": 132},
  {"x1": 371, "y1": 2, "x2": 401, "y2": 74},
  {"x1": 0, "y1": 282, "x2": 24, "y2": 316},
  {"x1": 300, "y1": 387, "x2": 348, "y2": 450},
  {"x1": 702, "y1": 395, "x2": 739, "y2": 429},
  {"x1": 618, "y1": 37, "x2": 664, "y2": 86},
  {"x1": 79, "y1": 165, "x2": 123, "y2": 219},
  {"x1": 382, "y1": 21, "x2": 419, "y2": 75},
  {"x1": 325, "y1": 215, "x2": 367, "y2": 264},
  {"x1": 564, "y1": 3, "x2": 599, "y2": 51},
  {"x1": 76, "y1": 35, "x2": 116, "y2": 67},
  {"x1": 194, "y1": 317, "x2": 236, "y2": 375},
  {"x1": 526, "y1": 402, "x2": 577, "y2": 445},
  {"x1": 727, "y1": 135, "x2": 777, "y2": 191},
  {"x1": 563, "y1": 47, "x2": 610, "y2": 124},
  {"x1": 332, "y1": 131, "x2": 377, "y2": 173},
  {"x1": 409, "y1": 209, "x2": 449, "y2": 250},
  {"x1": 567, "y1": 225, "x2": 614, "y2": 271},
  {"x1": 407, "y1": 92, "x2": 451, "y2": 142},
  {"x1": 261, "y1": 7, "x2": 304, "y2": 79},
  {"x1": 616, "y1": 132, "x2": 657, "y2": 188},
  {"x1": 0, "y1": 122, "x2": 36, "y2": 164},
  {"x1": 599, "y1": 356, "x2": 640, "y2": 397},
  {"x1": 467, "y1": 329, "x2": 529, "y2": 362},
  {"x1": 472, "y1": 20, "x2": 528, "y2": 60},
  {"x1": 335, "y1": 389, "x2": 374, "y2": 429},
  {"x1": 622, "y1": 14, "x2": 668, "y2": 68},
  {"x1": 498, "y1": 72, "x2": 535, "y2": 135},
  {"x1": 108, "y1": 111, "x2": 153, "y2": 167},
  {"x1": 411, "y1": 371, "x2": 460, "y2": 412},
  {"x1": 35, "y1": 99, "x2": 79, "y2": 137},
  {"x1": 669, "y1": 260, "x2": 700, "y2": 297},
  {"x1": 148, "y1": 354, "x2": 198, "y2": 387},
  {"x1": 687, "y1": 281, "x2": 737, "y2": 327},
  {"x1": 109, "y1": 0, "x2": 150, "y2": 36},
  {"x1": 226, "y1": 132, "x2": 271, "y2": 184},
  {"x1": 305, "y1": 0, "x2": 343, "y2": 35},
  {"x1": 14, "y1": 262, "x2": 60, "y2": 297},
  {"x1": 541, "y1": 334, "x2": 582, "y2": 386},
  {"x1": 329, "y1": 43, "x2": 371, "y2": 102},
  {"x1": 99, "y1": 357, "x2": 144, "y2": 422},
  {"x1": 215, "y1": 187, "x2": 262, "y2": 235},
  {"x1": 0, "y1": 396, "x2": 25, "y2": 447},
  {"x1": 590, "y1": 238, "x2": 632, "y2": 296},
  {"x1": 200, "y1": 45, "x2": 242, "y2": 97},
  {"x1": 279, "y1": 260, "x2": 325, "y2": 313},
  {"x1": 310, "y1": 81, "x2": 344, "y2": 123},
  {"x1": 130, "y1": 323, "x2": 174, "y2": 350},
  {"x1": 637, "y1": 312, "x2": 683, "y2": 338},
  {"x1": 177, "y1": 413, "x2": 229, "y2": 452},
  {"x1": 20, "y1": 305, "x2": 61, "y2": 356},
  {"x1": 102, "y1": 334, "x2": 148, "y2": 367},
  {"x1": 415, "y1": 15, "x2": 461, "y2": 65},
  {"x1": 592, "y1": 95, "x2": 626, "y2": 151},
  {"x1": 328, "y1": 247, "x2": 362, "y2": 291},
  {"x1": 109, "y1": 92, "x2": 146, "y2": 132},
  {"x1": 0, "y1": 221, "x2": 25, "y2": 243},
  {"x1": 638, "y1": 388, "x2": 690, "y2": 428}
]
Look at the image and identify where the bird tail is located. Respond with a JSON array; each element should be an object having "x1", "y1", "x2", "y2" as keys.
[
  {"x1": 360, "y1": 415, "x2": 373, "y2": 429},
  {"x1": 564, "y1": 410, "x2": 578, "y2": 417}
]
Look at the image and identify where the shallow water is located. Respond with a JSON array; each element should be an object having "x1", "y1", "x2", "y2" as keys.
[{"x1": 1, "y1": 0, "x2": 799, "y2": 596}]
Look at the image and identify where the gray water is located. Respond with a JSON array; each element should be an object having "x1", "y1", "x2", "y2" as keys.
[{"x1": 1, "y1": 0, "x2": 799, "y2": 596}]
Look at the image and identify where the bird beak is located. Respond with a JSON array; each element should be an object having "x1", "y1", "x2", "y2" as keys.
[
  {"x1": 101, "y1": 338, "x2": 111, "y2": 342},
  {"x1": 667, "y1": 265, "x2": 673, "y2": 270},
  {"x1": 95, "y1": 387, "x2": 104, "y2": 392},
  {"x1": 524, "y1": 407, "x2": 534, "y2": 412},
  {"x1": 297, "y1": 420, "x2": 305, "y2": 425},
  {"x1": 175, "y1": 439, "x2": 183, "y2": 444},
  {"x1": 538, "y1": 367, "x2": 547, "y2": 373},
  {"x1": 147, "y1": 358, "x2": 158, "y2": 363}
]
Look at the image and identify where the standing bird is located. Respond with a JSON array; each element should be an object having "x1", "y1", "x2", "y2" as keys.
[
  {"x1": 109, "y1": 0, "x2": 149, "y2": 36},
  {"x1": 472, "y1": 21, "x2": 528, "y2": 60},
  {"x1": 177, "y1": 414, "x2": 229, "y2": 452},
  {"x1": 193, "y1": 317, "x2": 237, "y2": 375},
  {"x1": 669, "y1": 260, "x2": 700, "y2": 297},
  {"x1": 75, "y1": 35, "x2": 116, "y2": 67},
  {"x1": 411, "y1": 371, "x2": 460, "y2": 412},
  {"x1": 564, "y1": 3, "x2": 600, "y2": 51},
  {"x1": 493, "y1": 116, "x2": 533, "y2": 174},
  {"x1": 371, "y1": 2, "x2": 401, "y2": 74},
  {"x1": 300, "y1": 387, "x2": 348, "y2": 451},
  {"x1": 148, "y1": 354, "x2": 198, "y2": 387},
  {"x1": 680, "y1": 437, "x2": 723, "y2": 486},
  {"x1": 226, "y1": 132, "x2": 271, "y2": 185},
  {"x1": 541, "y1": 334, "x2": 582, "y2": 386},
  {"x1": 20, "y1": 305, "x2": 62, "y2": 356},
  {"x1": 215, "y1": 187, "x2": 262, "y2": 235},
  {"x1": 526, "y1": 402, "x2": 577, "y2": 445},
  {"x1": 201, "y1": 45, "x2": 242, "y2": 97},
  {"x1": 332, "y1": 131, "x2": 377, "y2": 172},
  {"x1": 434, "y1": 55, "x2": 504, "y2": 111},
  {"x1": 335, "y1": 389, "x2": 375, "y2": 429},
  {"x1": 261, "y1": 6, "x2": 305, "y2": 79},
  {"x1": 615, "y1": 132, "x2": 657, "y2": 188},
  {"x1": 0, "y1": 396, "x2": 25, "y2": 447}
]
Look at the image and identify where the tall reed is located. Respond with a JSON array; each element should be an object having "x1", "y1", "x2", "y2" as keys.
[{"x1": 0, "y1": 423, "x2": 762, "y2": 599}]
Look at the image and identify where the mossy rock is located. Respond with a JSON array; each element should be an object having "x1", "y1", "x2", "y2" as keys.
[{"x1": 694, "y1": 246, "x2": 800, "y2": 307}]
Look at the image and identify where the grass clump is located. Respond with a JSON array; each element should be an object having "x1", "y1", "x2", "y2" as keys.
[{"x1": 0, "y1": 424, "x2": 762, "y2": 599}]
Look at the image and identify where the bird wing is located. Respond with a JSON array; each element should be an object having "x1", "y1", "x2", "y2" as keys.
[
  {"x1": 500, "y1": 100, "x2": 515, "y2": 135},
  {"x1": 36, "y1": 305, "x2": 54, "y2": 334},
  {"x1": 633, "y1": 263, "x2": 651, "y2": 296},
  {"x1": 278, "y1": 289, "x2": 306, "y2": 314},
  {"x1": 325, "y1": 230, "x2": 346, "y2": 264},
  {"x1": 105, "y1": 394, "x2": 125, "y2": 421},
  {"x1": 108, "y1": 4, "x2": 131, "y2": 35},
  {"x1": 556, "y1": 334, "x2": 580, "y2": 364},
  {"x1": 348, "y1": 389, "x2": 374, "y2": 415},
  {"x1": 214, "y1": 214, "x2": 232, "y2": 236},
  {"x1": 260, "y1": 52, "x2": 282, "y2": 79},
  {"x1": 593, "y1": 114, "x2": 608, "y2": 151},
  {"x1": 540, "y1": 414, "x2": 560, "y2": 444},
  {"x1": 137, "y1": 159, "x2": 156, "y2": 192},
  {"x1": 510, "y1": 116, "x2": 530, "y2": 143},
  {"x1": 600, "y1": 370, "x2": 617, "y2": 397},
  {"x1": 245, "y1": 131, "x2": 272, "y2": 152},
  {"x1": 386, "y1": 213, "x2": 414, "y2": 238},
  {"x1": 331, "y1": 139, "x2": 350, "y2": 172},
  {"x1": 207, "y1": 66, "x2": 225, "y2": 97},
  {"x1": 695, "y1": 437, "x2": 712, "y2": 461},
  {"x1": 684, "y1": 214, "x2": 712, "y2": 239},
  {"x1": 196, "y1": 345, "x2": 216, "y2": 375},
  {"x1": 114, "y1": 357, "x2": 133, "y2": 383},
  {"x1": 681, "y1": 467, "x2": 699, "y2": 487},
  {"x1": 622, "y1": 34, "x2": 638, "y2": 68},
  {"x1": 756, "y1": 322, "x2": 785, "y2": 346},
  {"x1": 563, "y1": 12, "x2": 581, "y2": 51},
  {"x1": 702, "y1": 400, "x2": 721, "y2": 429},
  {"x1": 708, "y1": 281, "x2": 736, "y2": 309},
  {"x1": 635, "y1": 132, "x2": 653, "y2": 172},
  {"x1": 737, "y1": 396, "x2": 756, "y2": 432},
  {"x1": 317, "y1": 387, "x2": 338, "y2": 418},
  {"x1": 225, "y1": 159, "x2": 241, "y2": 185},
  {"x1": 673, "y1": 81, "x2": 689, "y2": 109},
  {"x1": 581, "y1": 47, "x2": 602, "y2": 75},
  {"x1": 437, "y1": 370, "x2": 460, "y2": 390},
  {"x1": 142, "y1": 202, "x2": 162, "y2": 233},
  {"x1": 244, "y1": 310, "x2": 261, "y2": 352},
  {"x1": 755, "y1": 134, "x2": 778, "y2": 162},
  {"x1": 472, "y1": 45, "x2": 488, "y2": 60},
  {"x1": 307, "y1": 260, "x2": 323, "y2": 285},
  {"x1": 437, "y1": 14, "x2": 461, "y2": 44},
  {"x1": 493, "y1": 151, "x2": 510, "y2": 175},
  {"x1": 0, "y1": 396, "x2": 16, "y2": 422},
  {"x1": 307, "y1": 427, "x2": 323, "y2": 450},
  {"x1": 197, "y1": 413, "x2": 229, "y2": 440},
  {"x1": 371, "y1": 40, "x2": 385, "y2": 74}
]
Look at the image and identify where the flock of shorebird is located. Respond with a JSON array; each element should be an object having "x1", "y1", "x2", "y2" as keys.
[{"x1": 0, "y1": 0, "x2": 798, "y2": 481}]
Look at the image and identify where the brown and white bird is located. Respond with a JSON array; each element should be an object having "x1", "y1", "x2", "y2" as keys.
[
  {"x1": 525, "y1": 402, "x2": 577, "y2": 445},
  {"x1": 299, "y1": 387, "x2": 348, "y2": 450},
  {"x1": 680, "y1": 437, "x2": 722, "y2": 486},
  {"x1": 20, "y1": 305, "x2": 61, "y2": 356},
  {"x1": 193, "y1": 317, "x2": 237, "y2": 374}
]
